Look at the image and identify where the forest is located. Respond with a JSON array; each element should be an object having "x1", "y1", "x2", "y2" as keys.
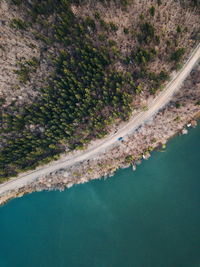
[{"x1": 0, "y1": 0, "x2": 199, "y2": 179}]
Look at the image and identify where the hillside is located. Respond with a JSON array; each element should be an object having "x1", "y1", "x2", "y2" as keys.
[{"x1": 0, "y1": 0, "x2": 199, "y2": 180}]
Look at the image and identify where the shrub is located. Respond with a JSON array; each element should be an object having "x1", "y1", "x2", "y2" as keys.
[
  {"x1": 138, "y1": 22, "x2": 155, "y2": 44},
  {"x1": 125, "y1": 155, "x2": 134, "y2": 163},
  {"x1": 157, "y1": 0, "x2": 162, "y2": 5},
  {"x1": 171, "y1": 48, "x2": 185, "y2": 62},
  {"x1": 10, "y1": 18, "x2": 28, "y2": 30},
  {"x1": 84, "y1": 17, "x2": 96, "y2": 31},
  {"x1": 177, "y1": 25, "x2": 181, "y2": 34},
  {"x1": 123, "y1": 27, "x2": 129, "y2": 34},
  {"x1": 94, "y1": 12, "x2": 100, "y2": 20},
  {"x1": 149, "y1": 6, "x2": 155, "y2": 16},
  {"x1": 109, "y1": 22, "x2": 118, "y2": 31}
]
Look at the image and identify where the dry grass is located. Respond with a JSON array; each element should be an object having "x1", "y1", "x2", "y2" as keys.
[{"x1": 0, "y1": 0, "x2": 53, "y2": 107}]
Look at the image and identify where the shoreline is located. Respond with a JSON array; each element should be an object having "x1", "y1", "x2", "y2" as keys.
[
  {"x1": 0, "y1": 61, "x2": 200, "y2": 206},
  {"x1": 1, "y1": 115, "x2": 199, "y2": 207}
]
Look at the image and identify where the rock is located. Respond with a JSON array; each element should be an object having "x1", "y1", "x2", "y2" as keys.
[
  {"x1": 182, "y1": 128, "x2": 188, "y2": 134},
  {"x1": 136, "y1": 160, "x2": 142, "y2": 165},
  {"x1": 191, "y1": 120, "x2": 197, "y2": 127},
  {"x1": 132, "y1": 165, "x2": 136, "y2": 171}
]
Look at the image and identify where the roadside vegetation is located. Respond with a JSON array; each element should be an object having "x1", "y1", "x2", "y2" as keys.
[{"x1": 0, "y1": 0, "x2": 199, "y2": 179}]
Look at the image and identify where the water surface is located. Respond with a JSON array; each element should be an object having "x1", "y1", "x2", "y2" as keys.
[{"x1": 0, "y1": 124, "x2": 200, "y2": 267}]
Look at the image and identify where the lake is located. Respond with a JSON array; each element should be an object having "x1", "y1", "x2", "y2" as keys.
[{"x1": 0, "y1": 124, "x2": 200, "y2": 267}]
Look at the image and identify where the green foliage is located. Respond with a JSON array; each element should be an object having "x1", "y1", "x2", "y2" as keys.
[
  {"x1": 84, "y1": 17, "x2": 96, "y2": 31},
  {"x1": 191, "y1": 0, "x2": 200, "y2": 6},
  {"x1": 157, "y1": 0, "x2": 162, "y2": 5},
  {"x1": 158, "y1": 70, "x2": 169, "y2": 81},
  {"x1": 171, "y1": 48, "x2": 185, "y2": 62},
  {"x1": 138, "y1": 22, "x2": 155, "y2": 44},
  {"x1": 10, "y1": 18, "x2": 28, "y2": 30},
  {"x1": 109, "y1": 22, "x2": 118, "y2": 31},
  {"x1": 142, "y1": 105, "x2": 148, "y2": 111},
  {"x1": 99, "y1": 19, "x2": 109, "y2": 30},
  {"x1": 135, "y1": 84, "x2": 143, "y2": 95},
  {"x1": 149, "y1": 6, "x2": 155, "y2": 17},
  {"x1": 14, "y1": 64, "x2": 30, "y2": 83},
  {"x1": 32, "y1": 31, "x2": 52, "y2": 44},
  {"x1": 120, "y1": 0, "x2": 130, "y2": 6},
  {"x1": 26, "y1": 57, "x2": 39, "y2": 68},
  {"x1": 11, "y1": 0, "x2": 22, "y2": 5},
  {"x1": 108, "y1": 40, "x2": 117, "y2": 47},
  {"x1": 174, "y1": 116, "x2": 180, "y2": 121},
  {"x1": 132, "y1": 47, "x2": 156, "y2": 65},
  {"x1": 166, "y1": 40, "x2": 171, "y2": 47},
  {"x1": 125, "y1": 155, "x2": 134, "y2": 164},
  {"x1": 94, "y1": 12, "x2": 100, "y2": 20},
  {"x1": 155, "y1": 35, "x2": 160, "y2": 45},
  {"x1": 148, "y1": 70, "x2": 169, "y2": 94},
  {"x1": 0, "y1": 98, "x2": 5, "y2": 107},
  {"x1": 14, "y1": 57, "x2": 39, "y2": 83},
  {"x1": 123, "y1": 27, "x2": 129, "y2": 34},
  {"x1": 98, "y1": 33, "x2": 107, "y2": 41},
  {"x1": 0, "y1": 44, "x2": 6, "y2": 51},
  {"x1": 176, "y1": 25, "x2": 181, "y2": 34},
  {"x1": 175, "y1": 102, "x2": 181, "y2": 108},
  {"x1": 151, "y1": 138, "x2": 157, "y2": 143},
  {"x1": 139, "y1": 13, "x2": 144, "y2": 20},
  {"x1": 27, "y1": 0, "x2": 63, "y2": 18}
]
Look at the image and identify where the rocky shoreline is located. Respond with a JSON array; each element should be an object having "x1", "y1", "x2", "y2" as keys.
[{"x1": 0, "y1": 62, "x2": 200, "y2": 206}]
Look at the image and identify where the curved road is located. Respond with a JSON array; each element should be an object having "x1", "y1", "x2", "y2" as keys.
[{"x1": 1, "y1": 43, "x2": 200, "y2": 196}]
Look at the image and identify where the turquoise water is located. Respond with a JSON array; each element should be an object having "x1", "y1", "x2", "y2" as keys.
[{"x1": 0, "y1": 125, "x2": 200, "y2": 267}]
